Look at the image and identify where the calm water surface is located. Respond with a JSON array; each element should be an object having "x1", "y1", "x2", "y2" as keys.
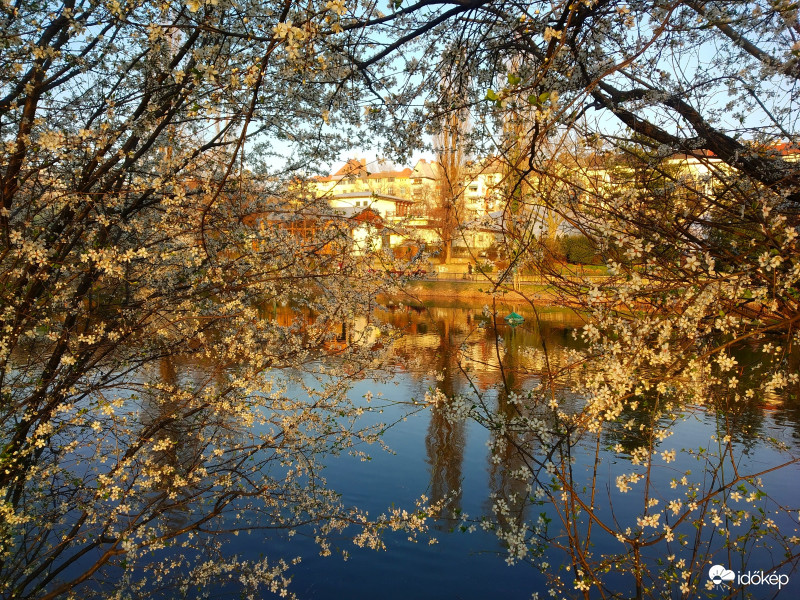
[{"x1": 228, "y1": 302, "x2": 800, "y2": 599}]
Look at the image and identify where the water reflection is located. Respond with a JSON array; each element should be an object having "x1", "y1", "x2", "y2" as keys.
[
  {"x1": 384, "y1": 304, "x2": 585, "y2": 390},
  {"x1": 364, "y1": 303, "x2": 800, "y2": 599},
  {"x1": 421, "y1": 310, "x2": 467, "y2": 519},
  {"x1": 136, "y1": 303, "x2": 800, "y2": 599},
  {"x1": 380, "y1": 304, "x2": 587, "y2": 521},
  {"x1": 137, "y1": 356, "x2": 235, "y2": 531},
  {"x1": 426, "y1": 405, "x2": 466, "y2": 521}
]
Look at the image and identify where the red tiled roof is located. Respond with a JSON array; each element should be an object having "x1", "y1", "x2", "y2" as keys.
[
  {"x1": 367, "y1": 167, "x2": 412, "y2": 179},
  {"x1": 333, "y1": 158, "x2": 368, "y2": 177},
  {"x1": 771, "y1": 142, "x2": 800, "y2": 155}
]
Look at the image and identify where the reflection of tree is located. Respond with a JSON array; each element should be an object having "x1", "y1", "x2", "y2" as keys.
[
  {"x1": 486, "y1": 384, "x2": 532, "y2": 527},
  {"x1": 138, "y1": 357, "x2": 234, "y2": 531},
  {"x1": 384, "y1": 303, "x2": 800, "y2": 597},
  {"x1": 425, "y1": 309, "x2": 466, "y2": 517},
  {"x1": 388, "y1": 304, "x2": 582, "y2": 524},
  {"x1": 600, "y1": 393, "x2": 669, "y2": 456},
  {"x1": 484, "y1": 323, "x2": 564, "y2": 530},
  {"x1": 425, "y1": 405, "x2": 465, "y2": 522},
  {"x1": 480, "y1": 338, "x2": 799, "y2": 598},
  {"x1": 400, "y1": 302, "x2": 800, "y2": 597},
  {"x1": 601, "y1": 343, "x2": 800, "y2": 457}
]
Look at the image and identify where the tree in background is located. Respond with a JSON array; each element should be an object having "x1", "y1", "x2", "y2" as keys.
[{"x1": 432, "y1": 110, "x2": 466, "y2": 264}]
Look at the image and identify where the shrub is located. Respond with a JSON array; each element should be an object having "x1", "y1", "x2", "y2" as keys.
[{"x1": 560, "y1": 235, "x2": 601, "y2": 265}]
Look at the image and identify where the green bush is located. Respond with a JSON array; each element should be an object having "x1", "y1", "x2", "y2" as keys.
[{"x1": 560, "y1": 235, "x2": 602, "y2": 265}]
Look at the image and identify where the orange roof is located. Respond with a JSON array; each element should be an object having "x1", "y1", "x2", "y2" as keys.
[
  {"x1": 353, "y1": 208, "x2": 384, "y2": 228},
  {"x1": 770, "y1": 142, "x2": 800, "y2": 155},
  {"x1": 333, "y1": 158, "x2": 368, "y2": 177},
  {"x1": 366, "y1": 167, "x2": 412, "y2": 179}
]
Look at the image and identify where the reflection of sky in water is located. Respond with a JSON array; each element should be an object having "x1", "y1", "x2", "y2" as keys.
[
  {"x1": 216, "y1": 304, "x2": 800, "y2": 599},
  {"x1": 238, "y1": 374, "x2": 549, "y2": 600},
  {"x1": 119, "y1": 304, "x2": 799, "y2": 599}
]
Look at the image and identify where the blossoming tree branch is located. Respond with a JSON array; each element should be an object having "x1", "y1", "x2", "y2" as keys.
[{"x1": 1, "y1": 0, "x2": 799, "y2": 599}]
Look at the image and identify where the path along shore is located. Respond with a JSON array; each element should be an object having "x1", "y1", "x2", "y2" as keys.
[
  {"x1": 391, "y1": 261, "x2": 604, "y2": 305},
  {"x1": 390, "y1": 279, "x2": 565, "y2": 305}
]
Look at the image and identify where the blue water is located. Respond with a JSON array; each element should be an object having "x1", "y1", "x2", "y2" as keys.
[
  {"x1": 219, "y1": 304, "x2": 800, "y2": 599},
  {"x1": 48, "y1": 304, "x2": 799, "y2": 599}
]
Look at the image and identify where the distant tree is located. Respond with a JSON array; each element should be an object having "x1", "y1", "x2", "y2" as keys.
[
  {"x1": 432, "y1": 111, "x2": 467, "y2": 264},
  {"x1": 559, "y1": 234, "x2": 600, "y2": 265}
]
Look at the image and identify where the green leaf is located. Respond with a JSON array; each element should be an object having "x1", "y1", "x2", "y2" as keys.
[
  {"x1": 507, "y1": 73, "x2": 521, "y2": 86},
  {"x1": 485, "y1": 89, "x2": 499, "y2": 101},
  {"x1": 527, "y1": 91, "x2": 550, "y2": 106}
]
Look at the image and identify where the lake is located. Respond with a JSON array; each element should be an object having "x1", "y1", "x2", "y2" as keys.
[{"x1": 218, "y1": 302, "x2": 800, "y2": 599}]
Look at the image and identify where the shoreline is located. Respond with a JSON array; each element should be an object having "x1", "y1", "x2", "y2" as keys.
[{"x1": 385, "y1": 279, "x2": 566, "y2": 305}]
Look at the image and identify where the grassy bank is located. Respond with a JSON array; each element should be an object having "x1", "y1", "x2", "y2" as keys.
[{"x1": 386, "y1": 279, "x2": 560, "y2": 305}]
